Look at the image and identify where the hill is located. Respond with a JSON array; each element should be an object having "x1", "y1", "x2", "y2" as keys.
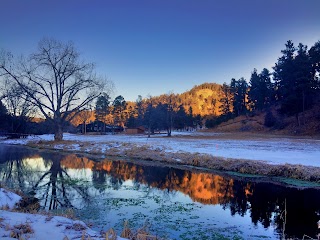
[
  {"x1": 210, "y1": 103, "x2": 320, "y2": 136},
  {"x1": 178, "y1": 83, "x2": 223, "y2": 116}
]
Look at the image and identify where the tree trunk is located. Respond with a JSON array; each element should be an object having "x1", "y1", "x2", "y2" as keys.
[
  {"x1": 295, "y1": 113, "x2": 300, "y2": 127},
  {"x1": 148, "y1": 125, "x2": 151, "y2": 138},
  {"x1": 54, "y1": 124, "x2": 63, "y2": 141},
  {"x1": 302, "y1": 91, "x2": 305, "y2": 125},
  {"x1": 167, "y1": 128, "x2": 171, "y2": 137},
  {"x1": 83, "y1": 121, "x2": 86, "y2": 134}
]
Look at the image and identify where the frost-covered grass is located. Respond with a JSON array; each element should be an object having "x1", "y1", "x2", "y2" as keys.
[{"x1": 2, "y1": 132, "x2": 320, "y2": 182}]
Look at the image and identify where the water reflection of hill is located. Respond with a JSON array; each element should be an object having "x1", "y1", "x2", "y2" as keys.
[
  {"x1": 61, "y1": 155, "x2": 320, "y2": 239},
  {"x1": 61, "y1": 155, "x2": 238, "y2": 205}
]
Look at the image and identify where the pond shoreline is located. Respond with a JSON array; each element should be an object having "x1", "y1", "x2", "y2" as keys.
[{"x1": 21, "y1": 138, "x2": 320, "y2": 188}]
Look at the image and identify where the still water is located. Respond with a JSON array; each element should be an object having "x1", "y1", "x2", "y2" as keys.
[{"x1": 0, "y1": 144, "x2": 319, "y2": 239}]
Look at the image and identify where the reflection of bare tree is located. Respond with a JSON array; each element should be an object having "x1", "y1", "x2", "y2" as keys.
[
  {"x1": 32, "y1": 154, "x2": 91, "y2": 210},
  {"x1": 1, "y1": 158, "x2": 27, "y2": 190},
  {"x1": 0, "y1": 145, "x2": 41, "y2": 193},
  {"x1": 0, "y1": 146, "x2": 91, "y2": 211},
  {"x1": 92, "y1": 169, "x2": 107, "y2": 192}
]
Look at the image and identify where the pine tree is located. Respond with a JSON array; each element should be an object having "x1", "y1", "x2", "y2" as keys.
[
  {"x1": 248, "y1": 68, "x2": 273, "y2": 110},
  {"x1": 219, "y1": 83, "x2": 233, "y2": 115},
  {"x1": 231, "y1": 78, "x2": 248, "y2": 116},
  {"x1": 112, "y1": 95, "x2": 127, "y2": 128},
  {"x1": 95, "y1": 93, "x2": 110, "y2": 132},
  {"x1": 273, "y1": 40, "x2": 315, "y2": 125}
]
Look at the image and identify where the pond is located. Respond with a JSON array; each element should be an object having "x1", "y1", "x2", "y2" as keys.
[{"x1": 0, "y1": 144, "x2": 319, "y2": 239}]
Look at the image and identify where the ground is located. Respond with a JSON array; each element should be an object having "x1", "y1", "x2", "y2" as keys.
[{"x1": 1, "y1": 131, "x2": 320, "y2": 239}]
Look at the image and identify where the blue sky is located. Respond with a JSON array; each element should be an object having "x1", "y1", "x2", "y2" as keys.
[{"x1": 1, "y1": 0, "x2": 320, "y2": 101}]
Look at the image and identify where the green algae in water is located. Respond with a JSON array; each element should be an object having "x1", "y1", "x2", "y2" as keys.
[
  {"x1": 277, "y1": 177, "x2": 320, "y2": 188},
  {"x1": 226, "y1": 171, "x2": 264, "y2": 178}
]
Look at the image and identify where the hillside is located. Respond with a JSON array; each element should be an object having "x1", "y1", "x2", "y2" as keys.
[
  {"x1": 210, "y1": 103, "x2": 320, "y2": 137},
  {"x1": 178, "y1": 83, "x2": 223, "y2": 116}
]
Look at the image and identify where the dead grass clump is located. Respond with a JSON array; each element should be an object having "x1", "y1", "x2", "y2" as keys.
[
  {"x1": 192, "y1": 158, "x2": 200, "y2": 166},
  {"x1": 10, "y1": 222, "x2": 34, "y2": 238},
  {"x1": 229, "y1": 161, "x2": 262, "y2": 175},
  {"x1": 120, "y1": 220, "x2": 132, "y2": 239},
  {"x1": 136, "y1": 233, "x2": 158, "y2": 240},
  {"x1": 0, "y1": 217, "x2": 5, "y2": 229},
  {"x1": 0, "y1": 204, "x2": 10, "y2": 210},
  {"x1": 269, "y1": 164, "x2": 304, "y2": 179},
  {"x1": 81, "y1": 231, "x2": 93, "y2": 240},
  {"x1": 105, "y1": 228, "x2": 117, "y2": 240},
  {"x1": 106, "y1": 148, "x2": 121, "y2": 156},
  {"x1": 16, "y1": 196, "x2": 40, "y2": 213},
  {"x1": 123, "y1": 145, "x2": 169, "y2": 163},
  {"x1": 268, "y1": 164, "x2": 320, "y2": 182},
  {"x1": 66, "y1": 222, "x2": 87, "y2": 231}
]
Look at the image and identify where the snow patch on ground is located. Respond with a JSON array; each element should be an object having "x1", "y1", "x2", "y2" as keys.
[
  {"x1": 0, "y1": 188, "x2": 22, "y2": 209},
  {"x1": 0, "y1": 210, "x2": 127, "y2": 240},
  {"x1": 0, "y1": 188, "x2": 127, "y2": 240}
]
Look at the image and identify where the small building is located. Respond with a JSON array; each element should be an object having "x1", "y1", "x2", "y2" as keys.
[
  {"x1": 78, "y1": 121, "x2": 124, "y2": 134},
  {"x1": 126, "y1": 126, "x2": 145, "y2": 134}
]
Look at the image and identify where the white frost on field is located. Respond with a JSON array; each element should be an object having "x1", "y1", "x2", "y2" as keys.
[
  {"x1": 2, "y1": 132, "x2": 320, "y2": 167},
  {"x1": 0, "y1": 188, "x2": 127, "y2": 240}
]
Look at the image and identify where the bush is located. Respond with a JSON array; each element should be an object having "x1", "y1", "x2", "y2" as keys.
[{"x1": 205, "y1": 113, "x2": 235, "y2": 128}]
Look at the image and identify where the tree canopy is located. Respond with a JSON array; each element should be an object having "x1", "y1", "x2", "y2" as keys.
[{"x1": 0, "y1": 38, "x2": 113, "y2": 140}]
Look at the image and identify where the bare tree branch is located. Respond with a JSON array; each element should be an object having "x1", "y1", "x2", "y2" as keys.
[{"x1": 0, "y1": 38, "x2": 113, "y2": 140}]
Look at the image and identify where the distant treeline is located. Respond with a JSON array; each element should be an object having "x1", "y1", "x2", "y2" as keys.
[
  {"x1": 123, "y1": 40, "x2": 320, "y2": 131},
  {"x1": 0, "y1": 40, "x2": 319, "y2": 135}
]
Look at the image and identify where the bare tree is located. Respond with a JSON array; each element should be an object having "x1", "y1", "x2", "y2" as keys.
[
  {"x1": 0, "y1": 38, "x2": 113, "y2": 140},
  {"x1": 2, "y1": 81, "x2": 36, "y2": 117}
]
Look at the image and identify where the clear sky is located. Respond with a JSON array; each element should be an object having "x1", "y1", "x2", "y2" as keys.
[{"x1": 1, "y1": 0, "x2": 320, "y2": 101}]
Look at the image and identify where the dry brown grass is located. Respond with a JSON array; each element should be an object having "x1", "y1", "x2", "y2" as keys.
[
  {"x1": 105, "y1": 228, "x2": 117, "y2": 240},
  {"x1": 120, "y1": 220, "x2": 132, "y2": 239},
  {"x1": 9, "y1": 222, "x2": 34, "y2": 239},
  {"x1": 65, "y1": 223, "x2": 87, "y2": 231}
]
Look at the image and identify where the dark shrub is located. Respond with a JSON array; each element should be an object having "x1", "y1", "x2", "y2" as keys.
[{"x1": 264, "y1": 111, "x2": 276, "y2": 127}]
